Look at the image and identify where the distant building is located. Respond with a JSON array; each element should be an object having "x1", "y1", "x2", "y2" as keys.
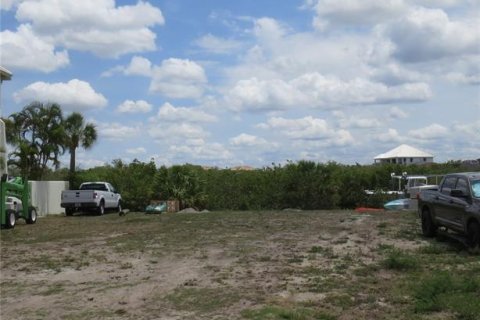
[
  {"x1": 230, "y1": 165, "x2": 255, "y2": 171},
  {"x1": 374, "y1": 144, "x2": 434, "y2": 165},
  {"x1": 0, "y1": 65, "x2": 12, "y2": 82}
]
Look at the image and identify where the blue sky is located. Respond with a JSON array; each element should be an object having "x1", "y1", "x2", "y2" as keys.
[{"x1": 1, "y1": 0, "x2": 479, "y2": 169}]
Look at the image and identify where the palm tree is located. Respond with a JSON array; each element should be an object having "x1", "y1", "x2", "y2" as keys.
[
  {"x1": 64, "y1": 112, "x2": 97, "y2": 183},
  {"x1": 6, "y1": 102, "x2": 64, "y2": 179}
]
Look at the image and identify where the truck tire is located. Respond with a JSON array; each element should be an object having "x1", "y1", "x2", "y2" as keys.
[
  {"x1": 26, "y1": 207, "x2": 37, "y2": 224},
  {"x1": 65, "y1": 208, "x2": 74, "y2": 216},
  {"x1": 117, "y1": 200, "x2": 122, "y2": 213},
  {"x1": 97, "y1": 200, "x2": 105, "y2": 216},
  {"x1": 421, "y1": 208, "x2": 437, "y2": 237},
  {"x1": 4, "y1": 209, "x2": 16, "y2": 229},
  {"x1": 467, "y1": 221, "x2": 480, "y2": 249}
]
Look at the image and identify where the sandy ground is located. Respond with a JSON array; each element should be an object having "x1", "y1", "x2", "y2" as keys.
[{"x1": 0, "y1": 210, "x2": 435, "y2": 319}]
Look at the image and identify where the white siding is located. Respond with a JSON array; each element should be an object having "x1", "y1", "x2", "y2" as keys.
[{"x1": 29, "y1": 181, "x2": 69, "y2": 216}]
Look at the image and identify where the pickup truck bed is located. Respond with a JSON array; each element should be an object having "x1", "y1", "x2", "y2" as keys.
[{"x1": 418, "y1": 172, "x2": 480, "y2": 248}]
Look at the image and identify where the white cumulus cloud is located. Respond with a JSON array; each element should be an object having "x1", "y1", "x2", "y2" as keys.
[
  {"x1": 408, "y1": 123, "x2": 448, "y2": 140},
  {"x1": 117, "y1": 100, "x2": 152, "y2": 114},
  {"x1": 386, "y1": 7, "x2": 480, "y2": 63},
  {"x1": 170, "y1": 143, "x2": 233, "y2": 161},
  {"x1": 253, "y1": 17, "x2": 287, "y2": 42},
  {"x1": 155, "y1": 102, "x2": 217, "y2": 123},
  {"x1": 126, "y1": 147, "x2": 147, "y2": 155},
  {"x1": 149, "y1": 58, "x2": 208, "y2": 99},
  {"x1": 310, "y1": 0, "x2": 406, "y2": 30},
  {"x1": 13, "y1": 79, "x2": 107, "y2": 111},
  {"x1": 194, "y1": 34, "x2": 242, "y2": 54},
  {"x1": 259, "y1": 116, "x2": 354, "y2": 145},
  {"x1": 226, "y1": 73, "x2": 431, "y2": 112},
  {"x1": 389, "y1": 106, "x2": 409, "y2": 119},
  {"x1": 0, "y1": 0, "x2": 21, "y2": 10},
  {"x1": 14, "y1": 0, "x2": 165, "y2": 58},
  {"x1": 101, "y1": 56, "x2": 153, "y2": 77},
  {"x1": 230, "y1": 133, "x2": 267, "y2": 147},
  {"x1": 0, "y1": 24, "x2": 69, "y2": 72},
  {"x1": 98, "y1": 123, "x2": 140, "y2": 141},
  {"x1": 149, "y1": 123, "x2": 209, "y2": 141}
]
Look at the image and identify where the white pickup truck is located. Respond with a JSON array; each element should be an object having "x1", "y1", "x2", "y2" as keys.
[{"x1": 61, "y1": 182, "x2": 122, "y2": 216}]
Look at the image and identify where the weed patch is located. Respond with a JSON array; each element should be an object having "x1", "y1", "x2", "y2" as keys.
[
  {"x1": 381, "y1": 249, "x2": 418, "y2": 271},
  {"x1": 166, "y1": 287, "x2": 241, "y2": 314},
  {"x1": 241, "y1": 305, "x2": 336, "y2": 320},
  {"x1": 413, "y1": 272, "x2": 480, "y2": 318}
]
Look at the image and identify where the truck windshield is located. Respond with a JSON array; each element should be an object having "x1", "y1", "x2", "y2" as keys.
[
  {"x1": 80, "y1": 183, "x2": 107, "y2": 191},
  {"x1": 472, "y1": 180, "x2": 480, "y2": 198}
]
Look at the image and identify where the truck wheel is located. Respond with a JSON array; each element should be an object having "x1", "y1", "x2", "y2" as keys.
[
  {"x1": 4, "y1": 209, "x2": 16, "y2": 229},
  {"x1": 26, "y1": 207, "x2": 37, "y2": 224},
  {"x1": 117, "y1": 201, "x2": 122, "y2": 213},
  {"x1": 97, "y1": 201, "x2": 105, "y2": 215},
  {"x1": 65, "y1": 208, "x2": 74, "y2": 216},
  {"x1": 467, "y1": 221, "x2": 480, "y2": 249},
  {"x1": 421, "y1": 208, "x2": 437, "y2": 237}
]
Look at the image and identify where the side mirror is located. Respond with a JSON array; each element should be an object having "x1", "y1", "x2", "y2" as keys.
[{"x1": 450, "y1": 189, "x2": 467, "y2": 198}]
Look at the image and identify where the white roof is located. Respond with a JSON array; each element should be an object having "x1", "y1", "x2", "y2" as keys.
[
  {"x1": 374, "y1": 144, "x2": 433, "y2": 160},
  {"x1": 0, "y1": 66, "x2": 12, "y2": 81}
]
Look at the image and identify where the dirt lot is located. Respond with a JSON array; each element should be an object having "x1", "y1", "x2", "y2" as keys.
[{"x1": 1, "y1": 210, "x2": 479, "y2": 320}]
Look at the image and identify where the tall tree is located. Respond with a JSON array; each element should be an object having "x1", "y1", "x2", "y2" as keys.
[
  {"x1": 64, "y1": 112, "x2": 97, "y2": 183},
  {"x1": 7, "y1": 102, "x2": 64, "y2": 179}
]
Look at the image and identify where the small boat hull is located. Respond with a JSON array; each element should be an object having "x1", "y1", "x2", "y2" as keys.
[{"x1": 384, "y1": 198, "x2": 410, "y2": 210}]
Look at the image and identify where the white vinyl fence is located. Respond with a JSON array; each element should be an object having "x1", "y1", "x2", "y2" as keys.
[{"x1": 30, "y1": 181, "x2": 69, "y2": 216}]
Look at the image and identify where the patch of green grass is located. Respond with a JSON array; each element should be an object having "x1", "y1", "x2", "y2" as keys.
[
  {"x1": 306, "y1": 275, "x2": 346, "y2": 293},
  {"x1": 377, "y1": 243, "x2": 394, "y2": 252},
  {"x1": 417, "y1": 243, "x2": 453, "y2": 254},
  {"x1": 241, "y1": 305, "x2": 337, "y2": 320},
  {"x1": 413, "y1": 272, "x2": 480, "y2": 319},
  {"x1": 288, "y1": 255, "x2": 305, "y2": 263},
  {"x1": 381, "y1": 249, "x2": 418, "y2": 271},
  {"x1": 62, "y1": 308, "x2": 120, "y2": 320},
  {"x1": 36, "y1": 255, "x2": 63, "y2": 273},
  {"x1": 352, "y1": 263, "x2": 380, "y2": 277},
  {"x1": 324, "y1": 293, "x2": 355, "y2": 309},
  {"x1": 394, "y1": 225, "x2": 420, "y2": 241},
  {"x1": 377, "y1": 222, "x2": 388, "y2": 229},
  {"x1": 39, "y1": 283, "x2": 65, "y2": 296},
  {"x1": 308, "y1": 246, "x2": 336, "y2": 258},
  {"x1": 166, "y1": 286, "x2": 241, "y2": 314}
]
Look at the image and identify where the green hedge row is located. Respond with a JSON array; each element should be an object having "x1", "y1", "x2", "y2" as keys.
[{"x1": 60, "y1": 159, "x2": 476, "y2": 211}]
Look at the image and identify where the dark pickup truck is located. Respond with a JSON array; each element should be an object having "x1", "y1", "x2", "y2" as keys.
[{"x1": 418, "y1": 172, "x2": 480, "y2": 248}]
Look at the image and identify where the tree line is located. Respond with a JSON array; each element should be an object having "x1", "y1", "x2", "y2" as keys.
[
  {"x1": 4, "y1": 103, "x2": 477, "y2": 211},
  {"x1": 64, "y1": 159, "x2": 475, "y2": 211}
]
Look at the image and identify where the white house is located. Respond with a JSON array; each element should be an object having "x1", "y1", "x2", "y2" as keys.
[{"x1": 374, "y1": 144, "x2": 434, "y2": 165}]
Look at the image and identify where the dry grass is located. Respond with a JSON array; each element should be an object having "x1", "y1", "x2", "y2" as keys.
[{"x1": 1, "y1": 210, "x2": 479, "y2": 319}]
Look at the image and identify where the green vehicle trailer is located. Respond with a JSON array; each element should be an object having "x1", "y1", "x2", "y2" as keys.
[{"x1": 1, "y1": 174, "x2": 37, "y2": 229}]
